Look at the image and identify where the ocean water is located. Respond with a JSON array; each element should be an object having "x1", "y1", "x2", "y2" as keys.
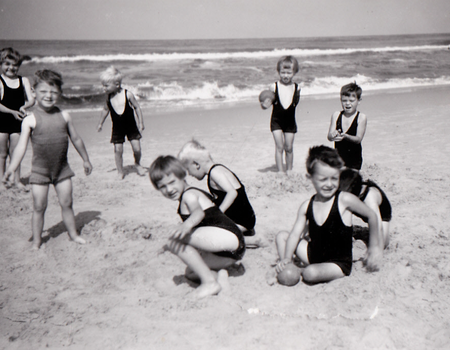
[{"x1": 1, "y1": 33, "x2": 450, "y2": 112}]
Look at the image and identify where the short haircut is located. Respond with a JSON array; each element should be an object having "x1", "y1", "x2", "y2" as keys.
[
  {"x1": 340, "y1": 82, "x2": 362, "y2": 99},
  {"x1": 306, "y1": 145, "x2": 344, "y2": 175},
  {"x1": 100, "y1": 66, "x2": 123, "y2": 84},
  {"x1": 33, "y1": 70, "x2": 63, "y2": 91},
  {"x1": 149, "y1": 155, "x2": 186, "y2": 188},
  {"x1": 0, "y1": 47, "x2": 23, "y2": 65},
  {"x1": 277, "y1": 56, "x2": 299, "y2": 74},
  {"x1": 339, "y1": 168, "x2": 362, "y2": 196},
  {"x1": 178, "y1": 139, "x2": 212, "y2": 166}
]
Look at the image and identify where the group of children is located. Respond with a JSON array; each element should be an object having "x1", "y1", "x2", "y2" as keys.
[{"x1": 1, "y1": 48, "x2": 392, "y2": 298}]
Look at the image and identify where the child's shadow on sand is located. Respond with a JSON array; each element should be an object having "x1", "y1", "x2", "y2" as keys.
[
  {"x1": 257, "y1": 165, "x2": 279, "y2": 173},
  {"x1": 36, "y1": 210, "x2": 101, "y2": 244},
  {"x1": 108, "y1": 165, "x2": 148, "y2": 179},
  {"x1": 172, "y1": 262, "x2": 246, "y2": 288}
]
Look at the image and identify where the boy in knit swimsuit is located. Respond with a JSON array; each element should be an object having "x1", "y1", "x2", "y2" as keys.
[
  {"x1": 274, "y1": 146, "x2": 382, "y2": 284},
  {"x1": 3, "y1": 70, "x2": 93, "y2": 250},
  {"x1": 178, "y1": 139, "x2": 267, "y2": 248},
  {"x1": 327, "y1": 82, "x2": 367, "y2": 170},
  {"x1": 150, "y1": 155, "x2": 245, "y2": 299},
  {"x1": 339, "y1": 168, "x2": 392, "y2": 249},
  {"x1": 97, "y1": 66, "x2": 145, "y2": 179},
  {"x1": 0, "y1": 48, "x2": 34, "y2": 191},
  {"x1": 263, "y1": 56, "x2": 301, "y2": 173}
]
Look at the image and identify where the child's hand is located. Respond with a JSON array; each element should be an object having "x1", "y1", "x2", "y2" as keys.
[
  {"x1": 84, "y1": 161, "x2": 93, "y2": 175},
  {"x1": 2, "y1": 169, "x2": 14, "y2": 186},
  {"x1": 97, "y1": 124, "x2": 103, "y2": 132},
  {"x1": 11, "y1": 110, "x2": 25, "y2": 121},
  {"x1": 364, "y1": 246, "x2": 382, "y2": 272},
  {"x1": 170, "y1": 223, "x2": 192, "y2": 241},
  {"x1": 19, "y1": 107, "x2": 29, "y2": 117},
  {"x1": 139, "y1": 123, "x2": 145, "y2": 132},
  {"x1": 275, "y1": 258, "x2": 291, "y2": 274}
]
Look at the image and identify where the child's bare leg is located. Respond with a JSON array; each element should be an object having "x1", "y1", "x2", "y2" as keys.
[
  {"x1": 167, "y1": 241, "x2": 221, "y2": 299},
  {"x1": 382, "y1": 221, "x2": 390, "y2": 248},
  {"x1": 114, "y1": 143, "x2": 124, "y2": 179},
  {"x1": 54, "y1": 179, "x2": 86, "y2": 245},
  {"x1": 9, "y1": 133, "x2": 26, "y2": 190},
  {"x1": 272, "y1": 130, "x2": 285, "y2": 172},
  {"x1": 130, "y1": 139, "x2": 145, "y2": 176},
  {"x1": 302, "y1": 263, "x2": 344, "y2": 284},
  {"x1": 31, "y1": 184, "x2": 49, "y2": 250},
  {"x1": 284, "y1": 132, "x2": 295, "y2": 172},
  {"x1": 0, "y1": 133, "x2": 9, "y2": 190}
]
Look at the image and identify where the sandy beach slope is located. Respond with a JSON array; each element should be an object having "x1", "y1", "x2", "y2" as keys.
[{"x1": 1, "y1": 86, "x2": 450, "y2": 350}]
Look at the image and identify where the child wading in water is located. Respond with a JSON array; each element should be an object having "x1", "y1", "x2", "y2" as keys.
[
  {"x1": 275, "y1": 146, "x2": 382, "y2": 284},
  {"x1": 0, "y1": 48, "x2": 34, "y2": 191},
  {"x1": 2, "y1": 70, "x2": 93, "y2": 250},
  {"x1": 327, "y1": 82, "x2": 367, "y2": 170},
  {"x1": 97, "y1": 66, "x2": 145, "y2": 179},
  {"x1": 178, "y1": 140, "x2": 266, "y2": 248},
  {"x1": 150, "y1": 156, "x2": 245, "y2": 299},
  {"x1": 261, "y1": 56, "x2": 301, "y2": 173},
  {"x1": 339, "y1": 168, "x2": 392, "y2": 249}
]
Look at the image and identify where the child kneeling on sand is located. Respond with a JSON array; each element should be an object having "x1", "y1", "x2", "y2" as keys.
[
  {"x1": 3, "y1": 70, "x2": 93, "y2": 250},
  {"x1": 339, "y1": 168, "x2": 392, "y2": 249},
  {"x1": 275, "y1": 145, "x2": 382, "y2": 284},
  {"x1": 149, "y1": 155, "x2": 245, "y2": 299},
  {"x1": 178, "y1": 139, "x2": 266, "y2": 248}
]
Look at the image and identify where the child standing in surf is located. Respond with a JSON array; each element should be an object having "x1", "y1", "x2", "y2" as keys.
[
  {"x1": 327, "y1": 82, "x2": 367, "y2": 170},
  {"x1": 262, "y1": 56, "x2": 301, "y2": 173},
  {"x1": 97, "y1": 66, "x2": 145, "y2": 179}
]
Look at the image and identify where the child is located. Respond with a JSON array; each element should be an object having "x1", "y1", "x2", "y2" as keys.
[
  {"x1": 327, "y1": 82, "x2": 367, "y2": 170},
  {"x1": 261, "y1": 56, "x2": 301, "y2": 173},
  {"x1": 97, "y1": 66, "x2": 145, "y2": 179},
  {"x1": 275, "y1": 145, "x2": 382, "y2": 284},
  {"x1": 339, "y1": 168, "x2": 392, "y2": 248},
  {"x1": 149, "y1": 155, "x2": 245, "y2": 299},
  {"x1": 0, "y1": 48, "x2": 34, "y2": 191},
  {"x1": 178, "y1": 140, "x2": 266, "y2": 248},
  {"x1": 2, "y1": 70, "x2": 93, "y2": 250}
]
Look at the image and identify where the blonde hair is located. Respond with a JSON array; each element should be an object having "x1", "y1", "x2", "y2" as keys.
[
  {"x1": 100, "y1": 65, "x2": 123, "y2": 84},
  {"x1": 178, "y1": 139, "x2": 212, "y2": 166}
]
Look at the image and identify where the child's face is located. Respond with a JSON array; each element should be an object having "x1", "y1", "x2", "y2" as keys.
[
  {"x1": 278, "y1": 66, "x2": 295, "y2": 85},
  {"x1": 102, "y1": 81, "x2": 120, "y2": 94},
  {"x1": 156, "y1": 173, "x2": 186, "y2": 201},
  {"x1": 186, "y1": 161, "x2": 207, "y2": 180},
  {"x1": 308, "y1": 162, "x2": 340, "y2": 200},
  {"x1": 340, "y1": 93, "x2": 360, "y2": 115},
  {"x1": 34, "y1": 82, "x2": 61, "y2": 111},
  {"x1": 1, "y1": 59, "x2": 20, "y2": 78}
]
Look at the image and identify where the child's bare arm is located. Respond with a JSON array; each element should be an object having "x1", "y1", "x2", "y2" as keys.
[
  {"x1": 342, "y1": 113, "x2": 367, "y2": 144},
  {"x1": 281, "y1": 201, "x2": 308, "y2": 263},
  {"x1": 171, "y1": 191, "x2": 205, "y2": 240},
  {"x1": 341, "y1": 192, "x2": 382, "y2": 270},
  {"x1": 210, "y1": 168, "x2": 238, "y2": 213},
  {"x1": 327, "y1": 112, "x2": 344, "y2": 141},
  {"x1": 2, "y1": 115, "x2": 34, "y2": 182},
  {"x1": 63, "y1": 111, "x2": 93, "y2": 175},
  {"x1": 127, "y1": 91, "x2": 144, "y2": 132},
  {"x1": 20, "y1": 77, "x2": 35, "y2": 113},
  {"x1": 97, "y1": 104, "x2": 110, "y2": 132}
]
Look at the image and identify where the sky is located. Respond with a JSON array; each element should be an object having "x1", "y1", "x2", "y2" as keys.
[{"x1": 0, "y1": 0, "x2": 449, "y2": 40}]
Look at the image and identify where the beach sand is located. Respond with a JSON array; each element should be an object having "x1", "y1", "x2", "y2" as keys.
[{"x1": 1, "y1": 86, "x2": 450, "y2": 349}]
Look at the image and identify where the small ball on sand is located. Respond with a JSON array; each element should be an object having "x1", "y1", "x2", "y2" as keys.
[{"x1": 277, "y1": 263, "x2": 301, "y2": 286}]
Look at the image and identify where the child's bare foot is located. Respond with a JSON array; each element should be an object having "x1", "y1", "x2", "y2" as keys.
[
  {"x1": 217, "y1": 269, "x2": 231, "y2": 295},
  {"x1": 31, "y1": 242, "x2": 41, "y2": 251},
  {"x1": 245, "y1": 236, "x2": 269, "y2": 249},
  {"x1": 135, "y1": 164, "x2": 146, "y2": 176},
  {"x1": 265, "y1": 269, "x2": 277, "y2": 286},
  {"x1": 70, "y1": 235, "x2": 86, "y2": 245},
  {"x1": 117, "y1": 171, "x2": 124, "y2": 180},
  {"x1": 15, "y1": 182, "x2": 29, "y2": 192},
  {"x1": 192, "y1": 281, "x2": 221, "y2": 299}
]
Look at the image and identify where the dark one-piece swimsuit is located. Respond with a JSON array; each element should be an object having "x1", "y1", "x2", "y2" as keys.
[
  {"x1": 270, "y1": 82, "x2": 300, "y2": 133},
  {"x1": 177, "y1": 187, "x2": 246, "y2": 260},
  {"x1": 306, "y1": 191, "x2": 353, "y2": 276},
  {"x1": 335, "y1": 111, "x2": 362, "y2": 170}
]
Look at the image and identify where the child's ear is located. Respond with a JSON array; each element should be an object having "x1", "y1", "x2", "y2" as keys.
[
  {"x1": 193, "y1": 161, "x2": 201, "y2": 169},
  {"x1": 305, "y1": 173, "x2": 312, "y2": 180}
]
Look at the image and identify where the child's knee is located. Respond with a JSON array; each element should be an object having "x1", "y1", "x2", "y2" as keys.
[
  {"x1": 275, "y1": 231, "x2": 289, "y2": 246},
  {"x1": 33, "y1": 200, "x2": 48, "y2": 214},
  {"x1": 301, "y1": 266, "x2": 319, "y2": 283}
]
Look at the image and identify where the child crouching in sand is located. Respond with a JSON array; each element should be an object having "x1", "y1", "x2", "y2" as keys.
[
  {"x1": 275, "y1": 146, "x2": 382, "y2": 284},
  {"x1": 178, "y1": 140, "x2": 266, "y2": 248},
  {"x1": 2, "y1": 70, "x2": 93, "y2": 250},
  {"x1": 149, "y1": 155, "x2": 245, "y2": 299}
]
